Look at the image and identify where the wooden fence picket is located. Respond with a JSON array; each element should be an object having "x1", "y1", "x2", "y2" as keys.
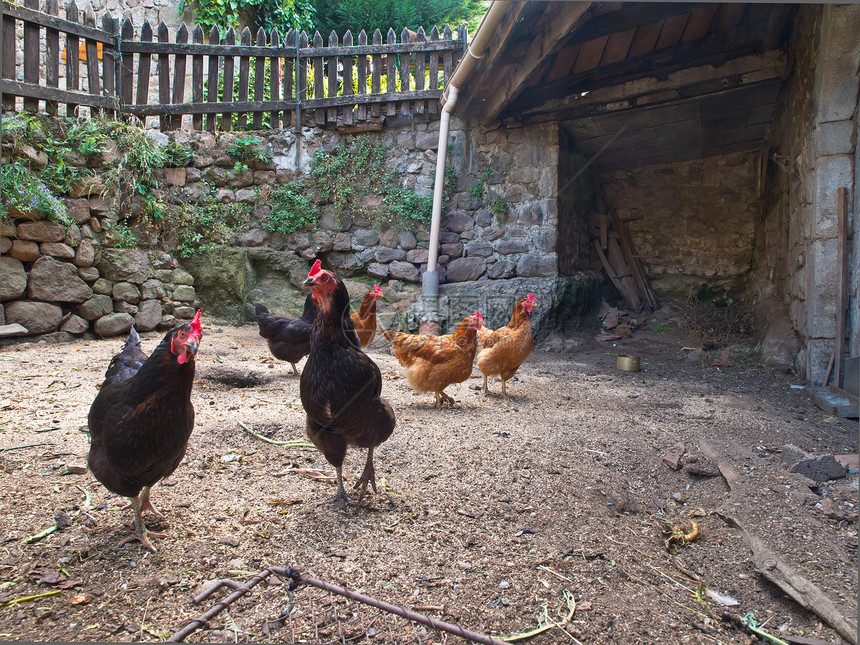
[{"x1": 0, "y1": 2, "x2": 465, "y2": 130}]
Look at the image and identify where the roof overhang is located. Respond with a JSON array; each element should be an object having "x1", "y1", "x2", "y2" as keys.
[{"x1": 452, "y1": 2, "x2": 796, "y2": 170}]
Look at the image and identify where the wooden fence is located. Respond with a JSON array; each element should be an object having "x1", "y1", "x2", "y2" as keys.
[{"x1": 0, "y1": 0, "x2": 466, "y2": 130}]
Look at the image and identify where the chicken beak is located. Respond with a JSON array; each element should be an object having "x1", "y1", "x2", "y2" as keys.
[{"x1": 302, "y1": 276, "x2": 317, "y2": 288}]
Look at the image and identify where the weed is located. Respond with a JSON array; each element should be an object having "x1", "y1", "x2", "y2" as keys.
[
  {"x1": 266, "y1": 182, "x2": 320, "y2": 234},
  {"x1": 488, "y1": 196, "x2": 509, "y2": 222},
  {"x1": 163, "y1": 142, "x2": 193, "y2": 167},
  {"x1": 652, "y1": 325, "x2": 670, "y2": 333},
  {"x1": 163, "y1": 182, "x2": 251, "y2": 257},
  {"x1": 226, "y1": 137, "x2": 272, "y2": 166}
]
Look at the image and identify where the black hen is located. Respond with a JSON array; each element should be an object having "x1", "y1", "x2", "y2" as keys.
[
  {"x1": 300, "y1": 260, "x2": 395, "y2": 506},
  {"x1": 87, "y1": 312, "x2": 202, "y2": 552},
  {"x1": 254, "y1": 295, "x2": 318, "y2": 375}
]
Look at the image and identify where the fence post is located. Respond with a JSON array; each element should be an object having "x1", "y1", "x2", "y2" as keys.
[
  {"x1": 371, "y1": 29, "x2": 381, "y2": 118},
  {"x1": 253, "y1": 26, "x2": 265, "y2": 129},
  {"x1": 171, "y1": 22, "x2": 188, "y2": 130},
  {"x1": 428, "y1": 26, "x2": 439, "y2": 115},
  {"x1": 414, "y1": 27, "x2": 425, "y2": 116},
  {"x1": 312, "y1": 30, "x2": 323, "y2": 125},
  {"x1": 45, "y1": 0, "x2": 60, "y2": 115},
  {"x1": 206, "y1": 25, "x2": 219, "y2": 132},
  {"x1": 269, "y1": 27, "x2": 280, "y2": 129},
  {"x1": 157, "y1": 21, "x2": 169, "y2": 131},
  {"x1": 221, "y1": 27, "x2": 234, "y2": 131},
  {"x1": 135, "y1": 20, "x2": 153, "y2": 116},
  {"x1": 119, "y1": 18, "x2": 134, "y2": 111},
  {"x1": 385, "y1": 28, "x2": 396, "y2": 116},
  {"x1": 296, "y1": 29, "x2": 307, "y2": 130},
  {"x1": 283, "y1": 28, "x2": 295, "y2": 129},
  {"x1": 356, "y1": 29, "x2": 367, "y2": 122},
  {"x1": 65, "y1": 2, "x2": 80, "y2": 115},
  {"x1": 236, "y1": 26, "x2": 250, "y2": 129},
  {"x1": 84, "y1": 4, "x2": 100, "y2": 117},
  {"x1": 192, "y1": 23, "x2": 204, "y2": 130},
  {"x1": 22, "y1": 0, "x2": 39, "y2": 113},
  {"x1": 342, "y1": 30, "x2": 353, "y2": 126},
  {"x1": 101, "y1": 11, "x2": 118, "y2": 118}
]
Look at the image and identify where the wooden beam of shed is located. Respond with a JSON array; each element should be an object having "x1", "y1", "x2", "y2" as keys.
[
  {"x1": 470, "y1": 2, "x2": 592, "y2": 124},
  {"x1": 509, "y1": 51, "x2": 788, "y2": 123}
]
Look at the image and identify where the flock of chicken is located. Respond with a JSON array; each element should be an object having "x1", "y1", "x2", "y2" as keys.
[{"x1": 85, "y1": 260, "x2": 535, "y2": 552}]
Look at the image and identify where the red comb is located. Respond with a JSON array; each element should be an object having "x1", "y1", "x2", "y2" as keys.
[
  {"x1": 526, "y1": 293, "x2": 535, "y2": 302},
  {"x1": 475, "y1": 310, "x2": 484, "y2": 322},
  {"x1": 308, "y1": 259, "x2": 323, "y2": 278},
  {"x1": 190, "y1": 309, "x2": 202, "y2": 335},
  {"x1": 373, "y1": 284, "x2": 382, "y2": 293}
]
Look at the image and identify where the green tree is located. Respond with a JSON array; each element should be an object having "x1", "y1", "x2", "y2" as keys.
[
  {"x1": 310, "y1": 0, "x2": 487, "y2": 35},
  {"x1": 180, "y1": 0, "x2": 316, "y2": 36}
]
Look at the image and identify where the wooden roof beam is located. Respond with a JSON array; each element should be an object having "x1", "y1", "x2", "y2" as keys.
[{"x1": 463, "y1": 2, "x2": 593, "y2": 124}]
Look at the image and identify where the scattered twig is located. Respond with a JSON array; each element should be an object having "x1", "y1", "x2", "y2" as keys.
[
  {"x1": 23, "y1": 524, "x2": 59, "y2": 545},
  {"x1": 0, "y1": 443, "x2": 55, "y2": 452},
  {"x1": 0, "y1": 589, "x2": 61, "y2": 607},
  {"x1": 236, "y1": 420, "x2": 314, "y2": 448},
  {"x1": 538, "y1": 565, "x2": 574, "y2": 584},
  {"x1": 23, "y1": 485, "x2": 92, "y2": 545},
  {"x1": 43, "y1": 384, "x2": 81, "y2": 393}
]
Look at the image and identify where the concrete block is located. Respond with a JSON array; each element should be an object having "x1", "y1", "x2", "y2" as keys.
[
  {"x1": 814, "y1": 120, "x2": 855, "y2": 156},
  {"x1": 813, "y1": 154, "x2": 854, "y2": 234}
]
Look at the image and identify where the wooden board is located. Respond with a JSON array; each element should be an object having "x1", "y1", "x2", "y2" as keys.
[{"x1": 805, "y1": 386, "x2": 859, "y2": 419}]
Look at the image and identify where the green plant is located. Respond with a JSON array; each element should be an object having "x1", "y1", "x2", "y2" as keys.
[
  {"x1": 101, "y1": 121, "x2": 169, "y2": 220},
  {"x1": 233, "y1": 161, "x2": 249, "y2": 174},
  {"x1": 164, "y1": 182, "x2": 251, "y2": 257},
  {"x1": 652, "y1": 325, "x2": 669, "y2": 333},
  {"x1": 265, "y1": 182, "x2": 320, "y2": 234},
  {"x1": 105, "y1": 221, "x2": 139, "y2": 249},
  {"x1": 163, "y1": 142, "x2": 193, "y2": 167},
  {"x1": 226, "y1": 137, "x2": 272, "y2": 166},
  {"x1": 309, "y1": 137, "x2": 446, "y2": 232},
  {"x1": 0, "y1": 161, "x2": 71, "y2": 224},
  {"x1": 488, "y1": 196, "x2": 508, "y2": 220}
]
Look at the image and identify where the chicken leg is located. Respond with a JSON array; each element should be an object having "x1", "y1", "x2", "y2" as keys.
[
  {"x1": 434, "y1": 391, "x2": 455, "y2": 408},
  {"x1": 121, "y1": 485, "x2": 164, "y2": 519},
  {"x1": 290, "y1": 362, "x2": 300, "y2": 376},
  {"x1": 482, "y1": 374, "x2": 489, "y2": 395},
  {"x1": 118, "y1": 494, "x2": 166, "y2": 553}
]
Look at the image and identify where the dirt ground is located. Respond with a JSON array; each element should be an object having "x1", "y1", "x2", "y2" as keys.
[{"x1": 0, "y1": 307, "x2": 857, "y2": 645}]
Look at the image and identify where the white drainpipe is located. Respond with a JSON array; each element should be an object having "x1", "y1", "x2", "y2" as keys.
[{"x1": 422, "y1": 1, "x2": 511, "y2": 299}]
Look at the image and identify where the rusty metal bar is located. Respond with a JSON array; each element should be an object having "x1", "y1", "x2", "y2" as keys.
[
  {"x1": 165, "y1": 567, "x2": 276, "y2": 642},
  {"x1": 271, "y1": 567, "x2": 508, "y2": 645},
  {"x1": 166, "y1": 566, "x2": 508, "y2": 645}
]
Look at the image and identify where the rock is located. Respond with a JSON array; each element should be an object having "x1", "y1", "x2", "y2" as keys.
[
  {"x1": 77, "y1": 266, "x2": 100, "y2": 282},
  {"x1": 445, "y1": 257, "x2": 486, "y2": 283},
  {"x1": 66, "y1": 198, "x2": 92, "y2": 224},
  {"x1": 141, "y1": 279, "x2": 166, "y2": 300},
  {"x1": 443, "y1": 211, "x2": 473, "y2": 233},
  {"x1": 135, "y1": 299, "x2": 163, "y2": 331},
  {"x1": 406, "y1": 249, "x2": 429, "y2": 264},
  {"x1": 0, "y1": 256, "x2": 28, "y2": 300},
  {"x1": 441, "y1": 242, "x2": 463, "y2": 257},
  {"x1": 496, "y1": 239, "x2": 529, "y2": 255},
  {"x1": 367, "y1": 262, "x2": 389, "y2": 278},
  {"x1": 0, "y1": 237, "x2": 10, "y2": 254},
  {"x1": 5, "y1": 301, "x2": 63, "y2": 335},
  {"x1": 333, "y1": 232, "x2": 352, "y2": 251},
  {"x1": 77, "y1": 294, "x2": 114, "y2": 321},
  {"x1": 173, "y1": 285, "x2": 197, "y2": 302},
  {"x1": 39, "y1": 242, "x2": 75, "y2": 260},
  {"x1": 97, "y1": 249, "x2": 154, "y2": 284},
  {"x1": 398, "y1": 231, "x2": 417, "y2": 250},
  {"x1": 237, "y1": 228, "x2": 268, "y2": 246},
  {"x1": 791, "y1": 454, "x2": 848, "y2": 482},
  {"x1": 115, "y1": 301, "x2": 139, "y2": 315},
  {"x1": 16, "y1": 220, "x2": 66, "y2": 243},
  {"x1": 60, "y1": 314, "x2": 89, "y2": 335},
  {"x1": 327, "y1": 252, "x2": 363, "y2": 272},
  {"x1": 780, "y1": 444, "x2": 809, "y2": 468},
  {"x1": 28, "y1": 256, "x2": 93, "y2": 303},
  {"x1": 73, "y1": 239, "x2": 96, "y2": 267},
  {"x1": 376, "y1": 248, "x2": 407, "y2": 263},
  {"x1": 466, "y1": 241, "x2": 493, "y2": 257},
  {"x1": 93, "y1": 312, "x2": 135, "y2": 337},
  {"x1": 172, "y1": 269, "x2": 195, "y2": 286},
  {"x1": 352, "y1": 229, "x2": 380, "y2": 248},
  {"x1": 0, "y1": 323, "x2": 29, "y2": 337},
  {"x1": 174, "y1": 306, "x2": 197, "y2": 319},
  {"x1": 488, "y1": 260, "x2": 515, "y2": 279},
  {"x1": 112, "y1": 281, "x2": 141, "y2": 304},
  {"x1": 389, "y1": 261, "x2": 420, "y2": 282},
  {"x1": 9, "y1": 239, "x2": 41, "y2": 262},
  {"x1": 661, "y1": 443, "x2": 686, "y2": 471},
  {"x1": 516, "y1": 254, "x2": 543, "y2": 278},
  {"x1": 92, "y1": 278, "x2": 113, "y2": 295}
]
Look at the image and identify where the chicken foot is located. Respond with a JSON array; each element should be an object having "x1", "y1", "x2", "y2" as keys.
[
  {"x1": 433, "y1": 391, "x2": 456, "y2": 408},
  {"x1": 120, "y1": 485, "x2": 164, "y2": 519},
  {"x1": 119, "y1": 494, "x2": 166, "y2": 553},
  {"x1": 290, "y1": 362, "x2": 300, "y2": 376}
]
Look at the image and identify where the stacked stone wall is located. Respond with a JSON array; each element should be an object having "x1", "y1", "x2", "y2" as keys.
[{"x1": 597, "y1": 151, "x2": 762, "y2": 302}]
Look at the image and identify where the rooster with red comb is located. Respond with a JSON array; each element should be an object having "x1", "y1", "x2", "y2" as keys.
[
  {"x1": 87, "y1": 311, "x2": 203, "y2": 552},
  {"x1": 300, "y1": 260, "x2": 396, "y2": 506}
]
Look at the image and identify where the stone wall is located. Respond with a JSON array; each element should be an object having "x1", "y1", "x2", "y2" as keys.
[
  {"x1": 597, "y1": 151, "x2": 762, "y2": 302},
  {"x1": 762, "y1": 4, "x2": 859, "y2": 382},
  {"x1": 557, "y1": 130, "x2": 596, "y2": 276},
  {"x1": 2, "y1": 115, "x2": 594, "y2": 339}
]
